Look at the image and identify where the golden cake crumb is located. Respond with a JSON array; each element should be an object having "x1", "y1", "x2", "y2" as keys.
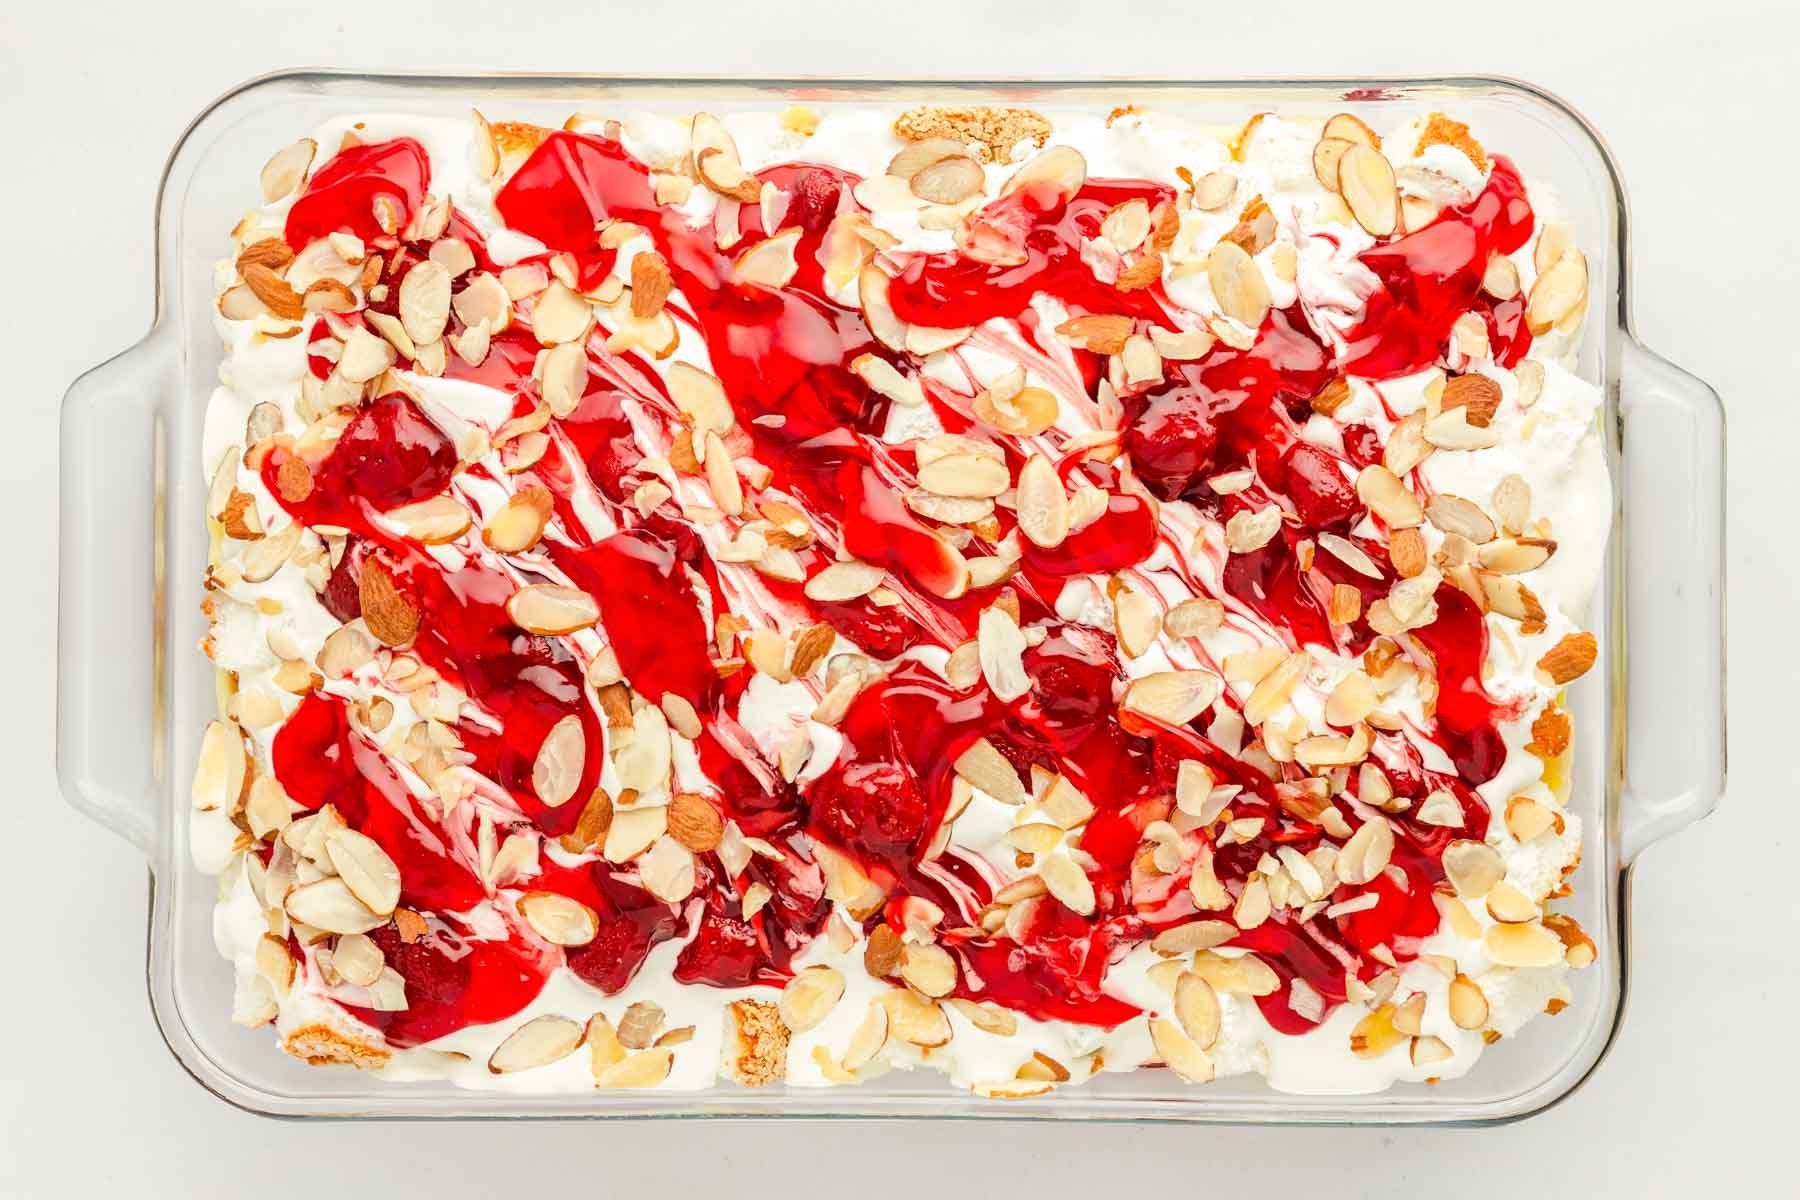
[
  {"x1": 893, "y1": 106, "x2": 1052, "y2": 163},
  {"x1": 1415, "y1": 113, "x2": 1489, "y2": 171},
  {"x1": 721, "y1": 999, "x2": 789, "y2": 1088},
  {"x1": 282, "y1": 1024, "x2": 392, "y2": 1071}
]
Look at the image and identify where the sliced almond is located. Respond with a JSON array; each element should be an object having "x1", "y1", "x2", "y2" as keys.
[
  {"x1": 1527, "y1": 250, "x2": 1588, "y2": 335},
  {"x1": 483, "y1": 486, "x2": 554, "y2": 553},
  {"x1": 1335, "y1": 815, "x2": 1394, "y2": 886},
  {"x1": 1426, "y1": 494, "x2": 1496, "y2": 544},
  {"x1": 1484, "y1": 921, "x2": 1564, "y2": 968},
  {"x1": 531, "y1": 715, "x2": 586, "y2": 809},
  {"x1": 899, "y1": 944, "x2": 959, "y2": 998},
  {"x1": 260, "y1": 138, "x2": 316, "y2": 202},
  {"x1": 388, "y1": 494, "x2": 470, "y2": 544},
  {"x1": 804, "y1": 560, "x2": 885, "y2": 603},
  {"x1": 1356, "y1": 466, "x2": 1423, "y2": 528},
  {"x1": 1206, "y1": 240, "x2": 1270, "y2": 328},
  {"x1": 1122, "y1": 670, "x2": 1222, "y2": 727},
  {"x1": 488, "y1": 1014, "x2": 584, "y2": 1074},
  {"x1": 734, "y1": 228, "x2": 802, "y2": 289},
  {"x1": 1015, "y1": 455, "x2": 1069, "y2": 549},
  {"x1": 323, "y1": 828, "x2": 402, "y2": 915},
  {"x1": 398, "y1": 260, "x2": 451, "y2": 346},
  {"x1": 1441, "y1": 839, "x2": 1505, "y2": 898},
  {"x1": 594, "y1": 1048, "x2": 673, "y2": 1089},
  {"x1": 519, "y1": 890, "x2": 600, "y2": 947},
  {"x1": 1337, "y1": 144, "x2": 1398, "y2": 237},
  {"x1": 953, "y1": 737, "x2": 1025, "y2": 805},
  {"x1": 506, "y1": 584, "x2": 600, "y2": 635},
  {"x1": 881, "y1": 989, "x2": 952, "y2": 1048},
  {"x1": 284, "y1": 877, "x2": 384, "y2": 935},
  {"x1": 1173, "y1": 972, "x2": 1222, "y2": 1050},
  {"x1": 1149, "y1": 1017, "x2": 1215, "y2": 1084},
  {"x1": 780, "y1": 966, "x2": 847, "y2": 1033},
  {"x1": 1448, "y1": 974, "x2": 1490, "y2": 1030}
]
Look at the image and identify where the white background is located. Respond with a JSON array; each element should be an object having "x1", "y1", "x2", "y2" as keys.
[{"x1": 5, "y1": 0, "x2": 1794, "y2": 1194}]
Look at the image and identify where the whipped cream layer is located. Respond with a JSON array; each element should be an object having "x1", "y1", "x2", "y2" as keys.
[{"x1": 193, "y1": 102, "x2": 1608, "y2": 1098}]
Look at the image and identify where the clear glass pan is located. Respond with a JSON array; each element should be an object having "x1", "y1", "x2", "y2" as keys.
[{"x1": 56, "y1": 71, "x2": 1724, "y2": 1123}]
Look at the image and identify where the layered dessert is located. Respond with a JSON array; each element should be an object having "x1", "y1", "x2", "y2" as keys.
[{"x1": 192, "y1": 100, "x2": 1608, "y2": 1096}]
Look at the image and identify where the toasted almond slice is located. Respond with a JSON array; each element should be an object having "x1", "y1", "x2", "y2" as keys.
[
  {"x1": 841, "y1": 999, "x2": 891, "y2": 1070},
  {"x1": 387, "y1": 494, "x2": 470, "y2": 544},
  {"x1": 1492, "y1": 474, "x2": 1532, "y2": 535},
  {"x1": 1112, "y1": 586, "x2": 1159, "y2": 659},
  {"x1": 1206, "y1": 240, "x2": 1270, "y2": 328},
  {"x1": 1122, "y1": 670, "x2": 1223, "y2": 727},
  {"x1": 530, "y1": 281, "x2": 595, "y2": 345},
  {"x1": 1312, "y1": 137, "x2": 1357, "y2": 191},
  {"x1": 285, "y1": 877, "x2": 385, "y2": 935},
  {"x1": 778, "y1": 966, "x2": 847, "y2": 1032},
  {"x1": 1505, "y1": 795, "x2": 1557, "y2": 842},
  {"x1": 1448, "y1": 974, "x2": 1490, "y2": 1030},
  {"x1": 1487, "y1": 881, "x2": 1538, "y2": 924},
  {"x1": 1337, "y1": 144, "x2": 1398, "y2": 237},
  {"x1": 1173, "y1": 972, "x2": 1222, "y2": 1049},
  {"x1": 1484, "y1": 921, "x2": 1564, "y2": 967},
  {"x1": 804, "y1": 560, "x2": 885, "y2": 603},
  {"x1": 1356, "y1": 466, "x2": 1424, "y2": 528},
  {"x1": 1336, "y1": 815, "x2": 1394, "y2": 886},
  {"x1": 1224, "y1": 504, "x2": 1283, "y2": 554},
  {"x1": 881, "y1": 988, "x2": 953, "y2": 1048},
  {"x1": 519, "y1": 890, "x2": 600, "y2": 946},
  {"x1": 1410, "y1": 1035, "x2": 1454, "y2": 1067},
  {"x1": 734, "y1": 228, "x2": 802, "y2": 289},
  {"x1": 531, "y1": 715, "x2": 586, "y2": 809},
  {"x1": 1163, "y1": 598, "x2": 1223, "y2": 639},
  {"x1": 1426, "y1": 494, "x2": 1496, "y2": 544},
  {"x1": 1039, "y1": 854, "x2": 1096, "y2": 916},
  {"x1": 323, "y1": 828, "x2": 402, "y2": 915},
  {"x1": 506, "y1": 584, "x2": 600, "y2": 635},
  {"x1": 192, "y1": 720, "x2": 249, "y2": 814},
  {"x1": 1325, "y1": 672, "x2": 1377, "y2": 727},
  {"x1": 899, "y1": 944, "x2": 959, "y2": 998},
  {"x1": 398, "y1": 260, "x2": 451, "y2": 346},
  {"x1": 1478, "y1": 538, "x2": 1556, "y2": 574},
  {"x1": 953, "y1": 736, "x2": 1025, "y2": 804},
  {"x1": 1527, "y1": 250, "x2": 1588, "y2": 334},
  {"x1": 1482, "y1": 254, "x2": 1521, "y2": 300},
  {"x1": 1417, "y1": 789, "x2": 1465, "y2": 828},
  {"x1": 594, "y1": 1047, "x2": 673, "y2": 1088},
  {"x1": 1323, "y1": 113, "x2": 1380, "y2": 147},
  {"x1": 1244, "y1": 651, "x2": 1310, "y2": 726},
  {"x1": 1149, "y1": 1017, "x2": 1215, "y2": 1083},
  {"x1": 1442, "y1": 839, "x2": 1505, "y2": 898},
  {"x1": 1015, "y1": 454, "x2": 1069, "y2": 549},
  {"x1": 977, "y1": 606, "x2": 1030, "y2": 702},
  {"x1": 489, "y1": 1014, "x2": 585, "y2": 1074},
  {"x1": 483, "y1": 486, "x2": 554, "y2": 553},
  {"x1": 911, "y1": 154, "x2": 985, "y2": 204},
  {"x1": 261, "y1": 138, "x2": 316, "y2": 202},
  {"x1": 330, "y1": 932, "x2": 384, "y2": 988}
]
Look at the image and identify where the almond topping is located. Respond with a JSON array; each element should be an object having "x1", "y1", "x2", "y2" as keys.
[
  {"x1": 506, "y1": 584, "x2": 600, "y2": 635},
  {"x1": 358, "y1": 561, "x2": 419, "y2": 646},
  {"x1": 488, "y1": 1015, "x2": 584, "y2": 1074},
  {"x1": 1337, "y1": 144, "x2": 1398, "y2": 237},
  {"x1": 1537, "y1": 632, "x2": 1597, "y2": 684}
]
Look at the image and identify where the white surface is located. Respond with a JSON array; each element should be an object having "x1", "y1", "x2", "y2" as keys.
[{"x1": 4, "y1": 0, "x2": 1792, "y2": 1193}]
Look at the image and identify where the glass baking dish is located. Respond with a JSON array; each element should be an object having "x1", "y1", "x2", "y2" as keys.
[{"x1": 55, "y1": 70, "x2": 1724, "y2": 1123}]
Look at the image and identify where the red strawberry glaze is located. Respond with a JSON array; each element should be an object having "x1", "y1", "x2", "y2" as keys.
[
  {"x1": 258, "y1": 126, "x2": 1537, "y2": 1045},
  {"x1": 284, "y1": 137, "x2": 430, "y2": 251}
]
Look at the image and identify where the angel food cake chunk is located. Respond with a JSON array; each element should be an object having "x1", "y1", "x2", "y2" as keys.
[{"x1": 191, "y1": 101, "x2": 1607, "y2": 1097}]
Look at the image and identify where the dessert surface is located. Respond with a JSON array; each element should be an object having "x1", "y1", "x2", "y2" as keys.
[{"x1": 192, "y1": 100, "x2": 1608, "y2": 1096}]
